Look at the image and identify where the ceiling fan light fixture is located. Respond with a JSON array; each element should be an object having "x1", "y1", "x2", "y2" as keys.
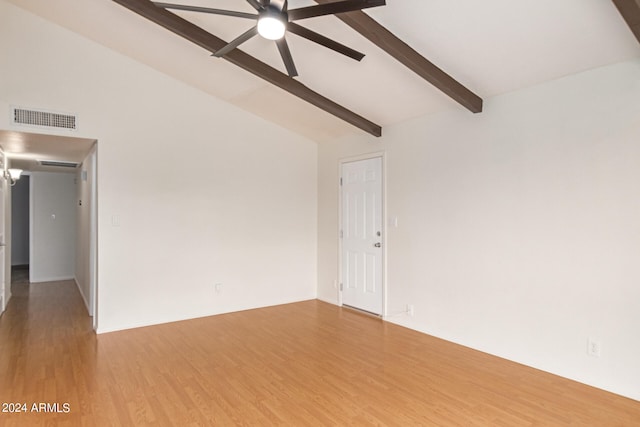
[{"x1": 257, "y1": 13, "x2": 286, "y2": 40}]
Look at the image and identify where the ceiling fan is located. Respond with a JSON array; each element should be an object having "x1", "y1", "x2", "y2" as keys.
[{"x1": 153, "y1": 0, "x2": 386, "y2": 77}]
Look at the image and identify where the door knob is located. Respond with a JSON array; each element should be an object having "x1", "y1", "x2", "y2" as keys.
[{"x1": 373, "y1": 242, "x2": 381, "y2": 248}]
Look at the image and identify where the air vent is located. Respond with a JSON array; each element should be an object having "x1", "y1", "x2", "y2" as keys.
[
  {"x1": 39, "y1": 160, "x2": 79, "y2": 168},
  {"x1": 11, "y1": 107, "x2": 77, "y2": 130}
]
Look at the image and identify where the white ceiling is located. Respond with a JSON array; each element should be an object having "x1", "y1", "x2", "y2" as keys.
[
  {"x1": 4, "y1": 0, "x2": 640, "y2": 143},
  {"x1": 0, "y1": 130, "x2": 95, "y2": 173}
]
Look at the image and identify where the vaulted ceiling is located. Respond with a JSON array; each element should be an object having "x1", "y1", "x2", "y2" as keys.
[{"x1": 5, "y1": 0, "x2": 640, "y2": 142}]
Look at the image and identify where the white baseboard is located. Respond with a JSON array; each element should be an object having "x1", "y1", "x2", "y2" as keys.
[
  {"x1": 30, "y1": 275, "x2": 74, "y2": 283},
  {"x1": 74, "y1": 277, "x2": 91, "y2": 315},
  {"x1": 316, "y1": 296, "x2": 339, "y2": 306}
]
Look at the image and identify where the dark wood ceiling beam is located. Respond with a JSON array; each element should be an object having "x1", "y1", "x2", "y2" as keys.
[
  {"x1": 113, "y1": 0, "x2": 382, "y2": 137},
  {"x1": 314, "y1": 0, "x2": 483, "y2": 113},
  {"x1": 612, "y1": 0, "x2": 640, "y2": 44}
]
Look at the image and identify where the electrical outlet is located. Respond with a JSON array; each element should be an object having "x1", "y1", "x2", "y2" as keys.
[
  {"x1": 214, "y1": 283, "x2": 222, "y2": 294},
  {"x1": 587, "y1": 338, "x2": 602, "y2": 357},
  {"x1": 406, "y1": 304, "x2": 414, "y2": 317}
]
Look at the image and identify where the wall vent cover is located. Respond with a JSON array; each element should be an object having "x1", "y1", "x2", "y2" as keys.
[
  {"x1": 39, "y1": 160, "x2": 79, "y2": 168},
  {"x1": 12, "y1": 107, "x2": 77, "y2": 130}
]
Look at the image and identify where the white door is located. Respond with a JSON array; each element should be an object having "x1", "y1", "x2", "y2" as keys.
[{"x1": 341, "y1": 157, "x2": 383, "y2": 315}]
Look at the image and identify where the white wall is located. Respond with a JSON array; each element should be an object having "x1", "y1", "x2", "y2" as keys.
[
  {"x1": 318, "y1": 60, "x2": 640, "y2": 401},
  {"x1": 30, "y1": 172, "x2": 76, "y2": 282},
  {"x1": 11, "y1": 175, "x2": 29, "y2": 266},
  {"x1": 0, "y1": 1, "x2": 317, "y2": 332}
]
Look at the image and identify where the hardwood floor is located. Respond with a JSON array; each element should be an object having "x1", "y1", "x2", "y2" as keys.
[
  {"x1": 10, "y1": 265, "x2": 29, "y2": 285},
  {"x1": 1, "y1": 281, "x2": 638, "y2": 426}
]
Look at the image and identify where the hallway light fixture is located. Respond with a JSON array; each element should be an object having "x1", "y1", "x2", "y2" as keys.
[{"x1": 4, "y1": 168, "x2": 23, "y2": 186}]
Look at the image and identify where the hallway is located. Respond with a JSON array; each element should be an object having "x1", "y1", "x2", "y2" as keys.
[{"x1": 0, "y1": 280, "x2": 95, "y2": 425}]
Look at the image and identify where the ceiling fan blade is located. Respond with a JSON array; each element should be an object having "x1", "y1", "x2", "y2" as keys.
[
  {"x1": 288, "y1": 0, "x2": 385, "y2": 21},
  {"x1": 245, "y1": 0, "x2": 263, "y2": 11},
  {"x1": 287, "y1": 22, "x2": 364, "y2": 61},
  {"x1": 276, "y1": 38, "x2": 298, "y2": 77},
  {"x1": 212, "y1": 26, "x2": 259, "y2": 58},
  {"x1": 154, "y1": 2, "x2": 258, "y2": 19}
]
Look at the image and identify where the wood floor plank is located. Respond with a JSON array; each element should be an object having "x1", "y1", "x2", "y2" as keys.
[{"x1": 1, "y1": 280, "x2": 639, "y2": 426}]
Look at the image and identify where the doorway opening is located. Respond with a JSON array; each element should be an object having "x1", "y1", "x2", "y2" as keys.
[
  {"x1": 0, "y1": 130, "x2": 97, "y2": 329},
  {"x1": 11, "y1": 174, "x2": 30, "y2": 287}
]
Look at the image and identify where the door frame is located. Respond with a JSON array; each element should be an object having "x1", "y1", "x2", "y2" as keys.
[
  {"x1": 1, "y1": 131, "x2": 98, "y2": 330},
  {"x1": 88, "y1": 145, "x2": 98, "y2": 331},
  {"x1": 0, "y1": 149, "x2": 6, "y2": 315},
  {"x1": 338, "y1": 151, "x2": 387, "y2": 316}
]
